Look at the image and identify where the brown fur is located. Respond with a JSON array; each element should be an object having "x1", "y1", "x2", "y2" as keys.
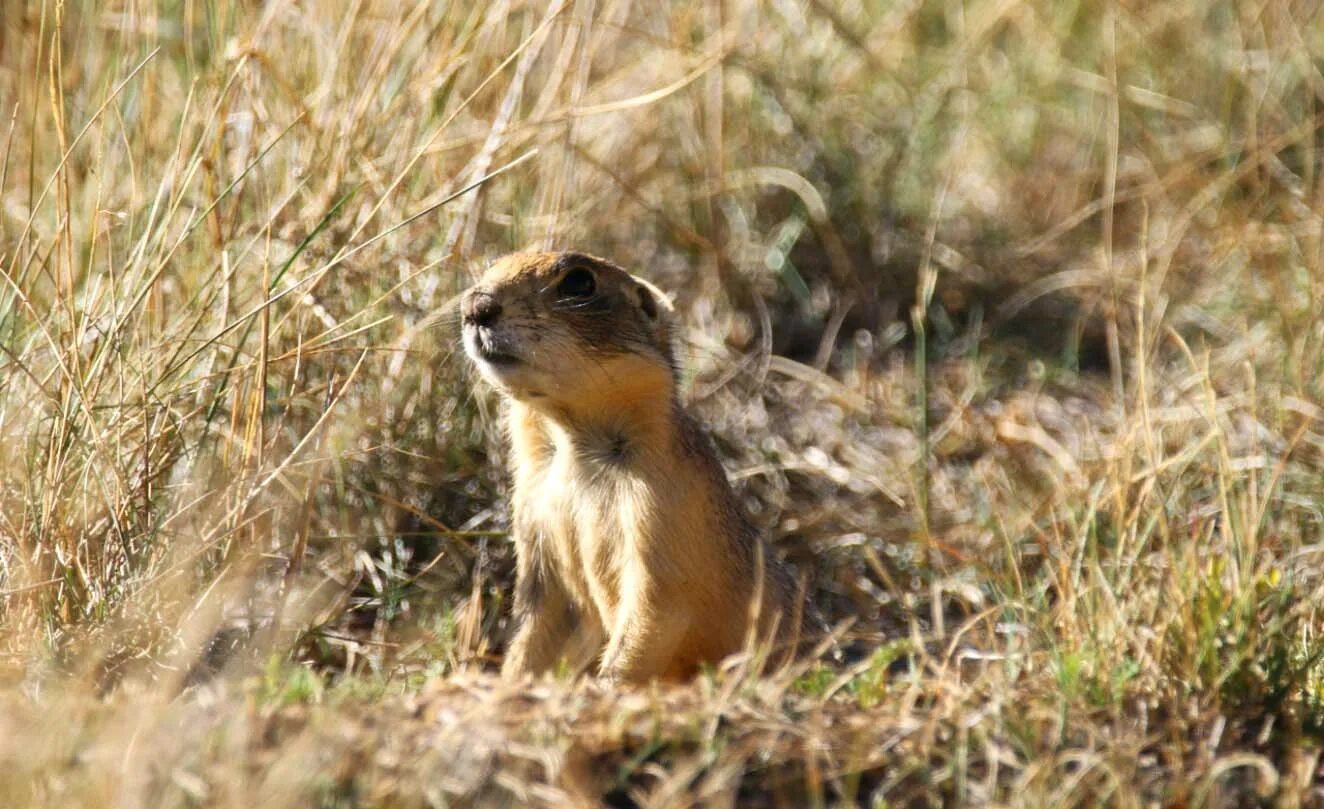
[{"x1": 460, "y1": 251, "x2": 803, "y2": 683}]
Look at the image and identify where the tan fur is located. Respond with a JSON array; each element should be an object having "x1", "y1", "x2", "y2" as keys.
[{"x1": 461, "y1": 251, "x2": 801, "y2": 683}]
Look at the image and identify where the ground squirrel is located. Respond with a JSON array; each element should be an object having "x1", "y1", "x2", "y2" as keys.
[{"x1": 461, "y1": 251, "x2": 807, "y2": 683}]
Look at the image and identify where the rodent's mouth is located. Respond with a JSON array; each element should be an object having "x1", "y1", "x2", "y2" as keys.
[
  {"x1": 464, "y1": 325, "x2": 523, "y2": 368},
  {"x1": 477, "y1": 347, "x2": 521, "y2": 366}
]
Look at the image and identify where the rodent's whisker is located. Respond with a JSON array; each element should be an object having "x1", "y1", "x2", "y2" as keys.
[
  {"x1": 432, "y1": 311, "x2": 465, "y2": 328},
  {"x1": 434, "y1": 291, "x2": 465, "y2": 316}
]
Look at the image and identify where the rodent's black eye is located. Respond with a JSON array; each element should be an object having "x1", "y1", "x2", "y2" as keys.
[{"x1": 556, "y1": 268, "x2": 596, "y2": 299}]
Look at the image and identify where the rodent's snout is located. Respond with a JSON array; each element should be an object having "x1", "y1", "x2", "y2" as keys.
[
  {"x1": 462, "y1": 290, "x2": 503, "y2": 328},
  {"x1": 461, "y1": 288, "x2": 522, "y2": 371}
]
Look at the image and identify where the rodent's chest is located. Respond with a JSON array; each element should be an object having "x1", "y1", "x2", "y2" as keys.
[
  {"x1": 528, "y1": 450, "x2": 638, "y2": 541},
  {"x1": 519, "y1": 449, "x2": 650, "y2": 613}
]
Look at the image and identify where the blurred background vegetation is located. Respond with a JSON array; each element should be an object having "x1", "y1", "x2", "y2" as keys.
[{"x1": 1, "y1": 1, "x2": 1322, "y2": 806}]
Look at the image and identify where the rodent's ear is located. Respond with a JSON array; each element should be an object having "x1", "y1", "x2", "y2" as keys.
[{"x1": 633, "y1": 277, "x2": 673, "y2": 322}]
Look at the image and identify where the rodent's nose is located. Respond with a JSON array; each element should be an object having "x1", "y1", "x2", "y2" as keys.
[{"x1": 462, "y1": 291, "x2": 503, "y2": 327}]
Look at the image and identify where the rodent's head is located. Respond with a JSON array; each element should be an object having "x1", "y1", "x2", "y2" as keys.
[{"x1": 461, "y1": 251, "x2": 676, "y2": 419}]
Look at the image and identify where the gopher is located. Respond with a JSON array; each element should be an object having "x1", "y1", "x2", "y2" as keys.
[{"x1": 461, "y1": 251, "x2": 806, "y2": 683}]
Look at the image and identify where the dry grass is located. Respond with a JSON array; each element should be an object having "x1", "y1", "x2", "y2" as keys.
[{"x1": 1, "y1": 0, "x2": 1323, "y2": 806}]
